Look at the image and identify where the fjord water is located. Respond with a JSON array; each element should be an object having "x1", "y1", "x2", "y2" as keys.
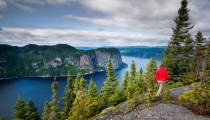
[{"x1": 0, "y1": 56, "x2": 160, "y2": 119}]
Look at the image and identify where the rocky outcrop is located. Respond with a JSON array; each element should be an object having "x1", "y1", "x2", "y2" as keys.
[
  {"x1": 0, "y1": 44, "x2": 125, "y2": 78},
  {"x1": 93, "y1": 86, "x2": 210, "y2": 120}
]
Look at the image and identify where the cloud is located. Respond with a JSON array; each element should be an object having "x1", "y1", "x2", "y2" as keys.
[
  {"x1": 9, "y1": 1, "x2": 39, "y2": 13},
  {"x1": 0, "y1": 0, "x2": 7, "y2": 12},
  {"x1": 8, "y1": 0, "x2": 77, "y2": 6},
  {"x1": 0, "y1": 0, "x2": 7, "y2": 19},
  {"x1": 0, "y1": 27, "x2": 169, "y2": 46},
  {"x1": 61, "y1": 0, "x2": 210, "y2": 37}
]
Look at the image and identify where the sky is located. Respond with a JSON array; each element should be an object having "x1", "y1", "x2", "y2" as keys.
[{"x1": 0, "y1": 0, "x2": 210, "y2": 47}]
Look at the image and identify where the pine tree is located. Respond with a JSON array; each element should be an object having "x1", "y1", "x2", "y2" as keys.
[
  {"x1": 100, "y1": 58, "x2": 118, "y2": 106},
  {"x1": 162, "y1": 0, "x2": 194, "y2": 78},
  {"x1": 84, "y1": 80, "x2": 99, "y2": 118},
  {"x1": 61, "y1": 72, "x2": 75, "y2": 119},
  {"x1": 13, "y1": 96, "x2": 26, "y2": 119},
  {"x1": 26, "y1": 99, "x2": 40, "y2": 120},
  {"x1": 42, "y1": 101, "x2": 51, "y2": 120},
  {"x1": 49, "y1": 77, "x2": 59, "y2": 120}
]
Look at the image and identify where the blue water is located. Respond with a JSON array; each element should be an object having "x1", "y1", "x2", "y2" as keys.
[{"x1": 0, "y1": 56, "x2": 160, "y2": 119}]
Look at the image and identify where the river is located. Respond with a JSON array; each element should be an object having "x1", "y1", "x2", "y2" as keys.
[{"x1": 0, "y1": 56, "x2": 160, "y2": 119}]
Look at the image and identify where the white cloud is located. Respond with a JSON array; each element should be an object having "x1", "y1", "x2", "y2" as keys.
[
  {"x1": 9, "y1": 1, "x2": 39, "y2": 13},
  {"x1": 62, "y1": 0, "x2": 210, "y2": 37},
  {"x1": 0, "y1": 0, "x2": 7, "y2": 19},
  {"x1": 0, "y1": 0, "x2": 7, "y2": 12},
  {"x1": 0, "y1": 27, "x2": 169, "y2": 46},
  {"x1": 9, "y1": 0, "x2": 77, "y2": 5}
]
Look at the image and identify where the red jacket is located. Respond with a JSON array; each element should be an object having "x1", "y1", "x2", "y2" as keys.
[{"x1": 154, "y1": 66, "x2": 169, "y2": 82}]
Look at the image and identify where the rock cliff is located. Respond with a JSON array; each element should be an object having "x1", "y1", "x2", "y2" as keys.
[{"x1": 0, "y1": 44, "x2": 126, "y2": 79}]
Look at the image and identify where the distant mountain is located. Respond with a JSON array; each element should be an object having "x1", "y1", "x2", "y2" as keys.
[
  {"x1": 117, "y1": 46, "x2": 166, "y2": 60},
  {"x1": 76, "y1": 46, "x2": 166, "y2": 60},
  {"x1": 0, "y1": 44, "x2": 126, "y2": 79}
]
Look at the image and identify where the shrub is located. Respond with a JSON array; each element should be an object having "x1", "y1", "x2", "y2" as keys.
[{"x1": 178, "y1": 81, "x2": 210, "y2": 114}]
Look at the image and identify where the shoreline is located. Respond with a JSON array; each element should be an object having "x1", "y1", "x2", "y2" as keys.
[{"x1": 0, "y1": 67, "x2": 127, "y2": 80}]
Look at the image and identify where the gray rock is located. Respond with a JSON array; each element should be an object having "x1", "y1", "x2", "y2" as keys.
[
  {"x1": 94, "y1": 86, "x2": 210, "y2": 120},
  {"x1": 170, "y1": 85, "x2": 192, "y2": 97},
  {"x1": 131, "y1": 104, "x2": 210, "y2": 120}
]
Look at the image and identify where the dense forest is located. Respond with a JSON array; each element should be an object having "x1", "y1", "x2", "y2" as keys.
[
  {"x1": 0, "y1": 44, "x2": 126, "y2": 78},
  {"x1": 0, "y1": 0, "x2": 210, "y2": 119}
]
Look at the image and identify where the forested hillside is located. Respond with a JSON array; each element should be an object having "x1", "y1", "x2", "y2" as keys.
[
  {"x1": 0, "y1": 44, "x2": 126, "y2": 79},
  {"x1": 118, "y1": 46, "x2": 166, "y2": 60}
]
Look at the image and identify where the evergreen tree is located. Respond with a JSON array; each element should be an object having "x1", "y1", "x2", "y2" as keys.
[
  {"x1": 181, "y1": 34, "x2": 195, "y2": 73},
  {"x1": 61, "y1": 72, "x2": 75, "y2": 119},
  {"x1": 26, "y1": 99, "x2": 40, "y2": 120},
  {"x1": 68, "y1": 73, "x2": 87, "y2": 120},
  {"x1": 143, "y1": 58, "x2": 157, "y2": 102},
  {"x1": 162, "y1": 0, "x2": 194, "y2": 78},
  {"x1": 121, "y1": 71, "x2": 129, "y2": 91},
  {"x1": 42, "y1": 101, "x2": 51, "y2": 120},
  {"x1": 194, "y1": 31, "x2": 206, "y2": 74},
  {"x1": 84, "y1": 80, "x2": 99, "y2": 118},
  {"x1": 194, "y1": 31, "x2": 207, "y2": 86},
  {"x1": 49, "y1": 77, "x2": 59, "y2": 120},
  {"x1": 68, "y1": 90, "x2": 86, "y2": 120},
  {"x1": 125, "y1": 60, "x2": 138, "y2": 98},
  {"x1": 12, "y1": 96, "x2": 26, "y2": 119},
  {"x1": 205, "y1": 38, "x2": 210, "y2": 75},
  {"x1": 139, "y1": 67, "x2": 143, "y2": 75},
  {"x1": 130, "y1": 60, "x2": 136, "y2": 82},
  {"x1": 74, "y1": 73, "x2": 86, "y2": 94},
  {"x1": 100, "y1": 58, "x2": 118, "y2": 106}
]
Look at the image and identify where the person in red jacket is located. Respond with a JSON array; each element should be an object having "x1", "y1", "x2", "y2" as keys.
[{"x1": 154, "y1": 64, "x2": 169, "y2": 98}]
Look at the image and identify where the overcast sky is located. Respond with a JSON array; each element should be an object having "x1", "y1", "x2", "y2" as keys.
[{"x1": 0, "y1": 0, "x2": 210, "y2": 47}]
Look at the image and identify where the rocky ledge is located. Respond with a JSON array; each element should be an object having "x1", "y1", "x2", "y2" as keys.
[{"x1": 93, "y1": 86, "x2": 210, "y2": 120}]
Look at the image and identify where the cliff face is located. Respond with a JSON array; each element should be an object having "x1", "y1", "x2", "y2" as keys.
[{"x1": 0, "y1": 44, "x2": 125, "y2": 78}]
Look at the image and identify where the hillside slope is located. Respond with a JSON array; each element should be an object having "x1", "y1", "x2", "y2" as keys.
[{"x1": 0, "y1": 44, "x2": 126, "y2": 79}]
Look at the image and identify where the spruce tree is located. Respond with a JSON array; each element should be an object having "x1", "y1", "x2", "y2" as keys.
[
  {"x1": 130, "y1": 60, "x2": 136, "y2": 82},
  {"x1": 181, "y1": 34, "x2": 195, "y2": 73},
  {"x1": 162, "y1": 0, "x2": 194, "y2": 78},
  {"x1": 100, "y1": 58, "x2": 118, "y2": 106},
  {"x1": 144, "y1": 58, "x2": 157, "y2": 102},
  {"x1": 84, "y1": 80, "x2": 99, "y2": 118},
  {"x1": 194, "y1": 31, "x2": 207, "y2": 86},
  {"x1": 125, "y1": 60, "x2": 138, "y2": 98},
  {"x1": 61, "y1": 72, "x2": 75, "y2": 119},
  {"x1": 121, "y1": 71, "x2": 129, "y2": 91},
  {"x1": 26, "y1": 99, "x2": 40, "y2": 120},
  {"x1": 12, "y1": 96, "x2": 26, "y2": 119},
  {"x1": 68, "y1": 74, "x2": 87, "y2": 120},
  {"x1": 68, "y1": 90, "x2": 86, "y2": 120},
  {"x1": 49, "y1": 77, "x2": 59, "y2": 120},
  {"x1": 42, "y1": 101, "x2": 51, "y2": 120},
  {"x1": 74, "y1": 73, "x2": 86, "y2": 93},
  {"x1": 205, "y1": 39, "x2": 210, "y2": 75}
]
